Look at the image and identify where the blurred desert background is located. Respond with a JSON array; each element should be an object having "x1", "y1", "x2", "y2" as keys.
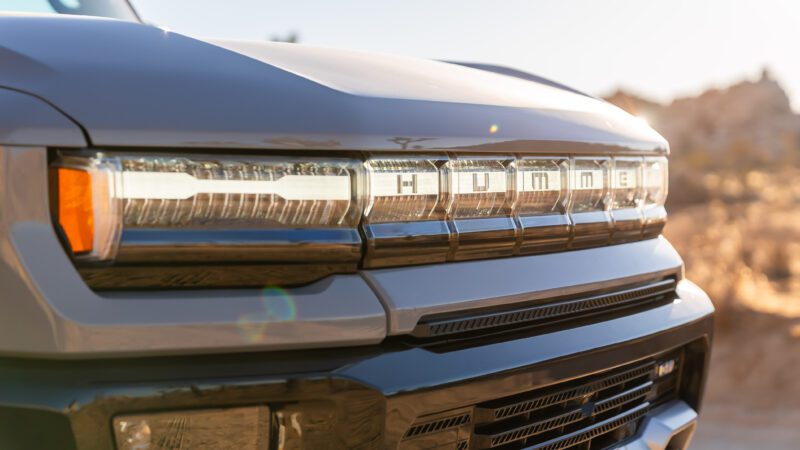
[{"x1": 606, "y1": 70, "x2": 800, "y2": 449}]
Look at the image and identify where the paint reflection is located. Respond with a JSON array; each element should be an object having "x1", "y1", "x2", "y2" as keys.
[{"x1": 237, "y1": 286, "x2": 297, "y2": 343}]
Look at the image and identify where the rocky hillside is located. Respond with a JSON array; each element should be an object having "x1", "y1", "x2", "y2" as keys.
[
  {"x1": 605, "y1": 69, "x2": 800, "y2": 165},
  {"x1": 609, "y1": 72, "x2": 800, "y2": 449}
]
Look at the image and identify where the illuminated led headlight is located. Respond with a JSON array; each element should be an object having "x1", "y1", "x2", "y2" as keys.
[
  {"x1": 445, "y1": 155, "x2": 516, "y2": 261},
  {"x1": 642, "y1": 156, "x2": 669, "y2": 237},
  {"x1": 53, "y1": 152, "x2": 363, "y2": 287},
  {"x1": 52, "y1": 150, "x2": 669, "y2": 287}
]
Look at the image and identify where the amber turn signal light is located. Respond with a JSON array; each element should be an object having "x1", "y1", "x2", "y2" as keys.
[{"x1": 57, "y1": 167, "x2": 94, "y2": 254}]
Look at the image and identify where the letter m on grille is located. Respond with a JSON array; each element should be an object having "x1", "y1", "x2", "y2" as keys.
[{"x1": 532, "y1": 171, "x2": 549, "y2": 190}]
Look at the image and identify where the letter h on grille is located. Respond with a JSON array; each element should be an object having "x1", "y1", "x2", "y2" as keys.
[{"x1": 396, "y1": 173, "x2": 418, "y2": 194}]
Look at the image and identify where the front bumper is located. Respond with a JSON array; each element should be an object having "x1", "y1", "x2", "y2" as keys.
[
  {"x1": 0, "y1": 280, "x2": 713, "y2": 449},
  {"x1": 619, "y1": 401, "x2": 698, "y2": 450}
]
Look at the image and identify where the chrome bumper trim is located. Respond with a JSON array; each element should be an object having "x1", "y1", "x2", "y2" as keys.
[{"x1": 614, "y1": 400, "x2": 698, "y2": 450}]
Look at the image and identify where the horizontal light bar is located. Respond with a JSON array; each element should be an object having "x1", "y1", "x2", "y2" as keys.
[
  {"x1": 53, "y1": 153, "x2": 364, "y2": 279},
  {"x1": 52, "y1": 151, "x2": 667, "y2": 287},
  {"x1": 119, "y1": 171, "x2": 351, "y2": 201}
]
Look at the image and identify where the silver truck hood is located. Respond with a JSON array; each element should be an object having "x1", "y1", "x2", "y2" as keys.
[{"x1": 0, "y1": 13, "x2": 667, "y2": 152}]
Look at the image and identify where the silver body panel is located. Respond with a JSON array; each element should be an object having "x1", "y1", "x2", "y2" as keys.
[
  {"x1": 0, "y1": 88, "x2": 86, "y2": 147},
  {"x1": 362, "y1": 237, "x2": 683, "y2": 335}
]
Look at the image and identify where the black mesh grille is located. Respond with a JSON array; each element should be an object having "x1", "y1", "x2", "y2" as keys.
[
  {"x1": 399, "y1": 353, "x2": 682, "y2": 450},
  {"x1": 525, "y1": 404, "x2": 648, "y2": 450},
  {"x1": 471, "y1": 358, "x2": 679, "y2": 449}
]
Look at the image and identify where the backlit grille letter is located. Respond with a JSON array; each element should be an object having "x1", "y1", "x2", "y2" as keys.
[
  {"x1": 473, "y1": 172, "x2": 489, "y2": 192},
  {"x1": 580, "y1": 172, "x2": 594, "y2": 189},
  {"x1": 617, "y1": 171, "x2": 629, "y2": 188},
  {"x1": 396, "y1": 173, "x2": 418, "y2": 194},
  {"x1": 532, "y1": 171, "x2": 549, "y2": 190}
]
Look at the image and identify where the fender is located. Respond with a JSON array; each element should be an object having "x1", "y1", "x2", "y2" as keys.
[{"x1": 0, "y1": 88, "x2": 86, "y2": 147}]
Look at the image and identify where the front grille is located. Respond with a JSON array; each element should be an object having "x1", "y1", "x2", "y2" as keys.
[
  {"x1": 411, "y1": 279, "x2": 676, "y2": 339},
  {"x1": 399, "y1": 352, "x2": 682, "y2": 450},
  {"x1": 405, "y1": 413, "x2": 472, "y2": 439}
]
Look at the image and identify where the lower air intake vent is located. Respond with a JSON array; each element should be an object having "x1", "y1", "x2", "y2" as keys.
[
  {"x1": 412, "y1": 279, "x2": 676, "y2": 339},
  {"x1": 398, "y1": 351, "x2": 682, "y2": 450},
  {"x1": 400, "y1": 409, "x2": 473, "y2": 449},
  {"x1": 405, "y1": 413, "x2": 472, "y2": 438},
  {"x1": 471, "y1": 357, "x2": 680, "y2": 449}
]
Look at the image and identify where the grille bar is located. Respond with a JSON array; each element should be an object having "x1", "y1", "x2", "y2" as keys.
[
  {"x1": 413, "y1": 279, "x2": 676, "y2": 338},
  {"x1": 522, "y1": 403, "x2": 650, "y2": 450},
  {"x1": 477, "y1": 381, "x2": 652, "y2": 447},
  {"x1": 594, "y1": 381, "x2": 653, "y2": 411},
  {"x1": 475, "y1": 362, "x2": 653, "y2": 422}
]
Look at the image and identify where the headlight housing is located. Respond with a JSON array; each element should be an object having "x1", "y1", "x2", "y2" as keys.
[{"x1": 51, "y1": 151, "x2": 668, "y2": 289}]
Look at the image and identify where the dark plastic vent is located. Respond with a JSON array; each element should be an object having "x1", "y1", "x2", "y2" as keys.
[
  {"x1": 527, "y1": 404, "x2": 649, "y2": 450},
  {"x1": 399, "y1": 350, "x2": 684, "y2": 450},
  {"x1": 403, "y1": 413, "x2": 472, "y2": 438},
  {"x1": 478, "y1": 362, "x2": 653, "y2": 422},
  {"x1": 412, "y1": 279, "x2": 676, "y2": 338},
  {"x1": 470, "y1": 356, "x2": 680, "y2": 449}
]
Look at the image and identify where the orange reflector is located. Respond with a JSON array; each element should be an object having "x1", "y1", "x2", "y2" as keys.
[{"x1": 58, "y1": 168, "x2": 94, "y2": 254}]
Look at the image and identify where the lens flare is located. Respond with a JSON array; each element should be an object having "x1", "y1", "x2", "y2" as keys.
[{"x1": 237, "y1": 286, "x2": 298, "y2": 343}]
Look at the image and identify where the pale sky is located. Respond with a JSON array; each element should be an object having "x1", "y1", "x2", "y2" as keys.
[{"x1": 132, "y1": 0, "x2": 800, "y2": 111}]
